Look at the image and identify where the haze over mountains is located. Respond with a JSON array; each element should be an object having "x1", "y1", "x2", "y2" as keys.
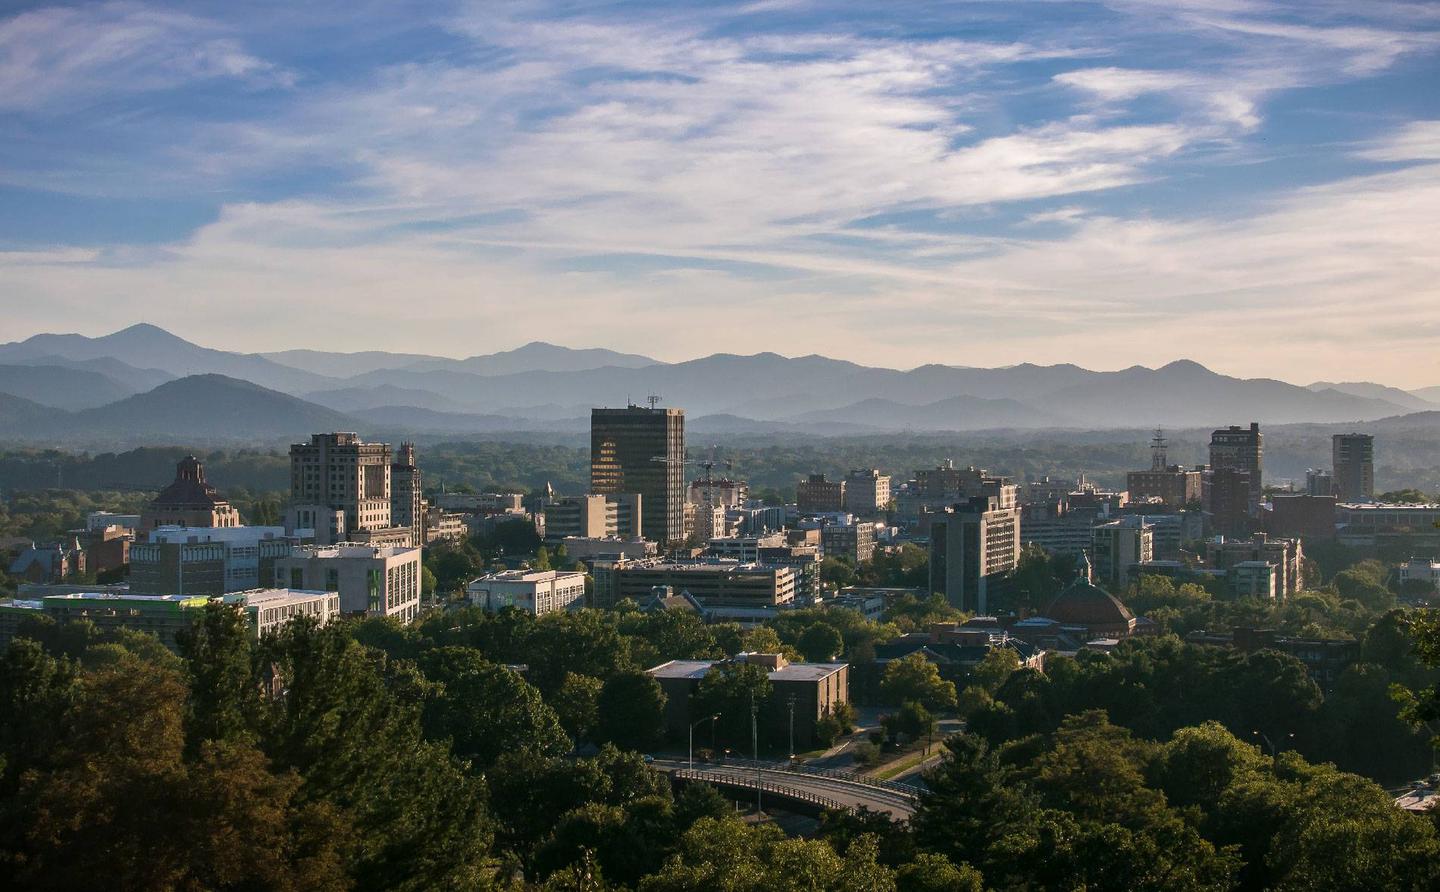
[{"x1": 0, "y1": 323, "x2": 1437, "y2": 442}]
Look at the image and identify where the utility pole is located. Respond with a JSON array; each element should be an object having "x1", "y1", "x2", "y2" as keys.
[
  {"x1": 787, "y1": 694, "x2": 796, "y2": 761},
  {"x1": 751, "y1": 693, "x2": 761, "y2": 815}
]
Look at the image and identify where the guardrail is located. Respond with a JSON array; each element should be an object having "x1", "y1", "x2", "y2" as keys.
[
  {"x1": 700, "y1": 757, "x2": 924, "y2": 798},
  {"x1": 673, "y1": 768, "x2": 847, "y2": 813}
]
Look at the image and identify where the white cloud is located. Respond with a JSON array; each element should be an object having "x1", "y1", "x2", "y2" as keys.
[
  {"x1": 3, "y1": 1, "x2": 1439, "y2": 387},
  {"x1": 0, "y1": 1, "x2": 290, "y2": 112},
  {"x1": 1356, "y1": 121, "x2": 1440, "y2": 162}
]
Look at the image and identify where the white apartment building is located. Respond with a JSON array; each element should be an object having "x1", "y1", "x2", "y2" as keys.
[
  {"x1": 222, "y1": 588, "x2": 342, "y2": 637},
  {"x1": 273, "y1": 544, "x2": 423, "y2": 623},
  {"x1": 1398, "y1": 558, "x2": 1440, "y2": 592},
  {"x1": 467, "y1": 569, "x2": 587, "y2": 616}
]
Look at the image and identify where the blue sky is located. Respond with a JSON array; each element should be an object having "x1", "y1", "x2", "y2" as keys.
[{"x1": 2, "y1": 0, "x2": 1438, "y2": 385}]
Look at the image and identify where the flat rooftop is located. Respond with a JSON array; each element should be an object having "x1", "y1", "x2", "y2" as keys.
[{"x1": 646, "y1": 658, "x2": 846, "y2": 682}]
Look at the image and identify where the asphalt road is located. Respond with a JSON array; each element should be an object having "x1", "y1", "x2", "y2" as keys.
[{"x1": 654, "y1": 758, "x2": 920, "y2": 820}]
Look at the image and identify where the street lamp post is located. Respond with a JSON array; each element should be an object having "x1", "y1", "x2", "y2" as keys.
[
  {"x1": 787, "y1": 694, "x2": 796, "y2": 761},
  {"x1": 1252, "y1": 730, "x2": 1295, "y2": 758},
  {"x1": 689, "y1": 713, "x2": 720, "y2": 770},
  {"x1": 751, "y1": 694, "x2": 762, "y2": 815}
]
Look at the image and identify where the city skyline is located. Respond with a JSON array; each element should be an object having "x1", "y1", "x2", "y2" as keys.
[{"x1": 2, "y1": 1, "x2": 1439, "y2": 385}]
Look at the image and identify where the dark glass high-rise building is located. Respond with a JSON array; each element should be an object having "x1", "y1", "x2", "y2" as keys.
[
  {"x1": 1332, "y1": 433, "x2": 1374, "y2": 502},
  {"x1": 1209, "y1": 422, "x2": 1263, "y2": 516},
  {"x1": 591, "y1": 405, "x2": 685, "y2": 544}
]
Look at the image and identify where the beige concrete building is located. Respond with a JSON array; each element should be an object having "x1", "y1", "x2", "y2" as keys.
[
  {"x1": 288, "y1": 433, "x2": 412, "y2": 546},
  {"x1": 843, "y1": 469, "x2": 891, "y2": 516}
]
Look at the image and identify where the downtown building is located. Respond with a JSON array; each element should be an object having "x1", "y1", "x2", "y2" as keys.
[
  {"x1": 1126, "y1": 430, "x2": 1202, "y2": 508},
  {"x1": 1332, "y1": 433, "x2": 1375, "y2": 502},
  {"x1": 843, "y1": 469, "x2": 892, "y2": 516},
  {"x1": 288, "y1": 433, "x2": 415, "y2": 547},
  {"x1": 273, "y1": 543, "x2": 423, "y2": 623},
  {"x1": 139, "y1": 456, "x2": 242, "y2": 535},
  {"x1": 928, "y1": 495, "x2": 1021, "y2": 614},
  {"x1": 466, "y1": 569, "x2": 587, "y2": 616},
  {"x1": 1208, "y1": 423, "x2": 1263, "y2": 517},
  {"x1": 129, "y1": 525, "x2": 295, "y2": 597},
  {"x1": 796, "y1": 474, "x2": 846, "y2": 514},
  {"x1": 591, "y1": 405, "x2": 686, "y2": 545}
]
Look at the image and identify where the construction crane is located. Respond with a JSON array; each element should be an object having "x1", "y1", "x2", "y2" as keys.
[{"x1": 650, "y1": 450, "x2": 734, "y2": 487}]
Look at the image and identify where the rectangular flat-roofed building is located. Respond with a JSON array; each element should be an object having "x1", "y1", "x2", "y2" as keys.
[
  {"x1": 273, "y1": 544, "x2": 422, "y2": 623},
  {"x1": 466, "y1": 569, "x2": 587, "y2": 615},
  {"x1": 591, "y1": 406, "x2": 685, "y2": 545}
]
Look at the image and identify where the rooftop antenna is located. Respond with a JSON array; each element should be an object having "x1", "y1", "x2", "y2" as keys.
[
  {"x1": 647, "y1": 394, "x2": 662, "y2": 410},
  {"x1": 1151, "y1": 428, "x2": 1168, "y2": 471}
]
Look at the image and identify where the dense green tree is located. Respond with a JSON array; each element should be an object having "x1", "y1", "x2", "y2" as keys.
[
  {"x1": 177, "y1": 601, "x2": 261, "y2": 750},
  {"x1": 798, "y1": 623, "x2": 845, "y2": 662},
  {"x1": 596, "y1": 670, "x2": 668, "y2": 752},
  {"x1": 880, "y1": 652, "x2": 957, "y2": 711},
  {"x1": 553, "y1": 672, "x2": 604, "y2": 742},
  {"x1": 894, "y1": 853, "x2": 982, "y2": 892},
  {"x1": 526, "y1": 610, "x2": 634, "y2": 693},
  {"x1": 419, "y1": 646, "x2": 570, "y2": 768},
  {"x1": 258, "y1": 620, "x2": 496, "y2": 892}
]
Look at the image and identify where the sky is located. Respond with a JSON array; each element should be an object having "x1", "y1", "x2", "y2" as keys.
[{"x1": 1, "y1": 0, "x2": 1438, "y2": 386}]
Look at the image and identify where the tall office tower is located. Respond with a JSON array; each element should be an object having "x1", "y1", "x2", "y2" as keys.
[
  {"x1": 927, "y1": 495, "x2": 1021, "y2": 614},
  {"x1": 591, "y1": 404, "x2": 685, "y2": 544},
  {"x1": 1205, "y1": 467, "x2": 1254, "y2": 539},
  {"x1": 1209, "y1": 423, "x2": 1263, "y2": 514},
  {"x1": 289, "y1": 432, "x2": 406, "y2": 546},
  {"x1": 843, "y1": 469, "x2": 892, "y2": 516},
  {"x1": 1332, "y1": 433, "x2": 1375, "y2": 502},
  {"x1": 390, "y1": 442, "x2": 423, "y2": 547}
]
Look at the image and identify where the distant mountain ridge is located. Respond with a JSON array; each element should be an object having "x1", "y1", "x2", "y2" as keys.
[{"x1": 0, "y1": 323, "x2": 1434, "y2": 435}]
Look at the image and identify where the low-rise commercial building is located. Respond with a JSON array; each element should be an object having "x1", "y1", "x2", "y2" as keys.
[
  {"x1": 1336, "y1": 503, "x2": 1440, "y2": 547},
  {"x1": 0, "y1": 588, "x2": 339, "y2": 651},
  {"x1": 222, "y1": 588, "x2": 342, "y2": 637},
  {"x1": 647, "y1": 652, "x2": 849, "y2": 749},
  {"x1": 820, "y1": 521, "x2": 877, "y2": 563},
  {"x1": 467, "y1": 569, "x2": 586, "y2": 615},
  {"x1": 273, "y1": 544, "x2": 423, "y2": 623},
  {"x1": 1208, "y1": 534, "x2": 1304, "y2": 601},
  {"x1": 129, "y1": 526, "x2": 293, "y2": 597},
  {"x1": 1397, "y1": 558, "x2": 1440, "y2": 594},
  {"x1": 610, "y1": 561, "x2": 797, "y2": 608},
  {"x1": 796, "y1": 474, "x2": 846, "y2": 514}
]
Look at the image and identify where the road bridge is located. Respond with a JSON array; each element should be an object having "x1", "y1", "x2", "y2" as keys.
[{"x1": 657, "y1": 759, "x2": 921, "y2": 820}]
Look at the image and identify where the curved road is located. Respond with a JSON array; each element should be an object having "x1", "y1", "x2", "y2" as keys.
[{"x1": 655, "y1": 759, "x2": 920, "y2": 820}]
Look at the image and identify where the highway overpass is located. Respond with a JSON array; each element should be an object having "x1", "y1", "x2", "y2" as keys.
[{"x1": 658, "y1": 759, "x2": 921, "y2": 820}]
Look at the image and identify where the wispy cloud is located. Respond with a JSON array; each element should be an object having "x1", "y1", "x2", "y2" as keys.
[
  {"x1": 1, "y1": 0, "x2": 1438, "y2": 386},
  {"x1": 0, "y1": 1, "x2": 290, "y2": 112}
]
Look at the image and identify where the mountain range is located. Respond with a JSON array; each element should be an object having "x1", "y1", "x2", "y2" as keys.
[{"x1": 0, "y1": 323, "x2": 1436, "y2": 441}]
